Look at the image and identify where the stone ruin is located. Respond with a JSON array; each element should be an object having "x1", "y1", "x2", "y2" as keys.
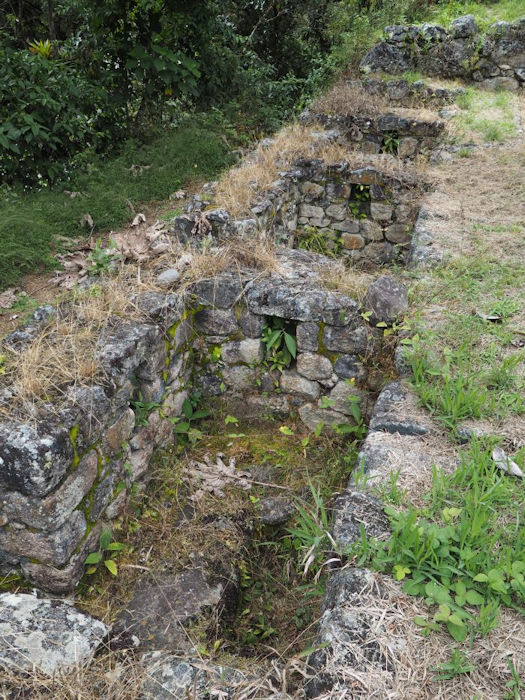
[
  {"x1": 361, "y1": 15, "x2": 525, "y2": 91},
  {"x1": 0, "y1": 245, "x2": 412, "y2": 593}
]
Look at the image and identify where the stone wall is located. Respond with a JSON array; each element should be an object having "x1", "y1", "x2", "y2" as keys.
[
  {"x1": 361, "y1": 15, "x2": 525, "y2": 90},
  {"x1": 0, "y1": 250, "x2": 381, "y2": 593},
  {"x1": 173, "y1": 159, "x2": 421, "y2": 266},
  {"x1": 300, "y1": 104, "x2": 444, "y2": 159}
]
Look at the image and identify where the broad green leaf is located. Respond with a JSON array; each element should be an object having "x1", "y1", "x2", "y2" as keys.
[
  {"x1": 99, "y1": 528, "x2": 112, "y2": 550},
  {"x1": 225, "y1": 415, "x2": 239, "y2": 424},
  {"x1": 104, "y1": 559, "x2": 118, "y2": 576},
  {"x1": 284, "y1": 332, "x2": 297, "y2": 358},
  {"x1": 85, "y1": 552, "x2": 102, "y2": 565},
  {"x1": 279, "y1": 426, "x2": 294, "y2": 435},
  {"x1": 447, "y1": 621, "x2": 468, "y2": 642},
  {"x1": 465, "y1": 590, "x2": 484, "y2": 606},
  {"x1": 106, "y1": 542, "x2": 125, "y2": 551}
]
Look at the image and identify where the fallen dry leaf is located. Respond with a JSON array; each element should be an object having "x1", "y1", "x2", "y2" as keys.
[
  {"x1": 80, "y1": 213, "x2": 94, "y2": 229},
  {"x1": 0, "y1": 288, "x2": 19, "y2": 310},
  {"x1": 185, "y1": 453, "x2": 252, "y2": 501},
  {"x1": 492, "y1": 447, "x2": 523, "y2": 478},
  {"x1": 131, "y1": 213, "x2": 146, "y2": 227}
]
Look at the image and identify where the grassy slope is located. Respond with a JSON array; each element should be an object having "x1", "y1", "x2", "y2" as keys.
[{"x1": 0, "y1": 121, "x2": 233, "y2": 288}]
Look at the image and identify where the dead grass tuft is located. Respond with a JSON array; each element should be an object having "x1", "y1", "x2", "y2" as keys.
[
  {"x1": 311, "y1": 81, "x2": 389, "y2": 117},
  {"x1": 215, "y1": 123, "x2": 424, "y2": 217}
]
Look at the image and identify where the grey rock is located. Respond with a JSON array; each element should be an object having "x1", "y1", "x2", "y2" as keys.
[
  {"x1": 363, "y1": 276, "x2": 408, "y2": 325},
  {"x1": 322, "y1": 325, "x2": 368, "y2": 354},
  {"x1": 239, "y1": 309, "x2": 265, "y2": 338},
  {"x1": 297, "y1": 353, "x2": 333, "y2": 380},
  {"x1": 97, "y1": 322, "x2": 160, "y2": 384},
  {"x1": 359, "y1": 219, "x2": 383, "y2": 241},
  {"x1": 450, "y1": 15, "x2": 478, "y2": 39},
  {"x1": 156, "y1": 269, "x2": 181, "y2": 288},
  {"x1": 370, "y1": 202, "x2": 393, "y2": 222},
  {"x1": 0, "y1": 593, "x2": 107, "y2": 676},
  {"x1": 280, "y1": 371, "x2": 320, "y2": 400},
  {"x1": 187, "y1": 275, "x2": 244, "y2": 309},
  {"x1": 1, "y1": 451, "x2": 98, "y2": 530},
  {"x1": 333, "y1": 491, "x2": 390, "y2": 548},
  {"x1": 246, "y1": 280, "x2": 359, "y2": 327},
  {"x1": 134, "y1": 292, "x2": 184, "y2": 327},
  {"x1": 221, "y1": 339, "x2": 263, "y2": 365},
  {"x1": 297, "y1": 322, "x2": 320, "y2": 352},
  {"x1": 369, "y1": 381, "x2": 430, "y2": 435},
  {"x1": 394, "y1": 344, "x2": 411, "y2": 375},
  {"x1": 103, "y1": 408, "x2": 135, "y2": 456},
  {"x1": 193, "y1": 309, "x2": 238, "y2": 336},
  {"x1": 221, "y1": 365, "x2": 258, "y2": 393},
  {"x1": 21, "y1": 524, "x2": 103, "y2": 593},
  {"x1": 258, "y1": 497, "x2": 296, "y2": 526},
  {"x1": 332, "y1": 218, "x2": 360, "y2": 233},
  {"x1": 326, "y1": 381, "x2": 367, "y2": 417},
  {"x1": 0, "y1": 421, "x2": 73, "y2": 497},
  {"x1": 298, "y1": 403, "x2": 347, "y2": 432},
  {"x1": 362, "y1": 241, "x2": 396, "y2": 264},
  {"x1": 360, "y1": 41, "x2": 411, "y2": 74},
  {"x1": 141, "y1": 653, "x2": 250, "y2": 700},
  {"x1": 112, "y1": 568, "x2": 238, "y2": 652},
  {"x1": 334, "y1": 355, "x2": 367, "y2": 382},
  {"x1": 0, "y1": 510, "x2": 86, "y2": 567},
  {"x1": 480, "y1": 76, "x2": 519, "y2": 91}
]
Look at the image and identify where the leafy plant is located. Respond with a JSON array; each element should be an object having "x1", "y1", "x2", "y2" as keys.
[
  {"x1": 432, "y1": 649, "x2": 475, "y2": 681},
  {"x1": 131, "y1": 393, "x2": 162, "y2": 427},
  {"x1": 382, "y1": 131, "x2": 399, "y2": 155},
  {"x1": 27, "y1": 39, "x2": 53, "y2": 58},
  {"x1": 84, "y1": 528, "x2": 125, "y2": 577},
  {"x1": 348, "y1": 184, "x2": 370, "y2": 218},
  {"x1": 505, "y1": 656, "x2": 524, "y2": 700},
  {"x1": 170, "y1": 390, "x2": 209, "y2": 445},
  {"x1": 297, "y1": 226, "x2": 340, "y2": 256},
  {"x1": 87, "y1": 238, "x2": 121, "y2": 276},
  {"x1": 262, "y1": 317, "x2": 297, "y2": 371},
  {"x1": 353, "y1": 440, "x2": 525, "y2": 642}
]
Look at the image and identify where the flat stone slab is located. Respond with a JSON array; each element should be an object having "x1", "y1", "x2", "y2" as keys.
[
  {"x1": 112, "y1": 566, "x2": 238, "y2": 652},
  {"x1": 140, "y1": 653, "x2": 251, "y2": 699},
  {"x1": 0, "y1": 593, "x2": 108, "y2": 676},
  {"x1": 369, "y1": 380, "x2": 433, "y2": 436}
]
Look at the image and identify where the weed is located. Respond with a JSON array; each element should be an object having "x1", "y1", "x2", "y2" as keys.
[
  {"x1": 505, "y1": 656, "x2": 524, "y2": 700},
  {"x1": 262, "y1": 317, "x2": 297, "y2": 372},
  {"x1": 353, "y1": 440, "x2": 525, "y2": 642},
  {"x1": 382, "y1": 132, "x2": 399, "y2": 155},
  {"x1": 131, "y1": 393, "x2": 162, "y2": 426},
  {"x1": 87, "y1": 238, "x2": 121, "y2": 276},
  {"x1": 169, "y1": 390, "x2": 209, "y2": 446},
  {"x1": 84, "y1": 527, "x2": 125, "y2": 579},
  {"x1": 432, "y1": 649, "x2": 476, "y2": 681}
]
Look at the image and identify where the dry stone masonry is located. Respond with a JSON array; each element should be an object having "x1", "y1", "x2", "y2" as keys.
[
  {"x1": 361, "y1": 15, "x2": 525, "y2": 90},
  {"x1": 0, "y1": 249, "x2": 391, "y2": 593},
  {"x1": 176, "y1": 160, "x2": 422, "y2": 266}
]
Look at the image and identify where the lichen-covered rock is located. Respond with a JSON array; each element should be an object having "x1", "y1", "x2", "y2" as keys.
[
  {"x1": 296, "y1": 322, "x2": 320, "y2": 351},
  {"x1": 333, "y1": 355, "x2": 367, "y2": 382},
  {"x1": 280, "y1": 370, "x2": 320, "y2": 400},
  {"x1": 369, "y1": 380, "x2": 431, "y2": 435},
  {"x1": 141, "y1": 653, "x2": 251, "y2": 700},
  {"x1": 246, "y1": 280, "x2": 359, "y2": 327},
  {"x1": 0, "y1": 593, "x2": 107, "y2": 676},
  {"x1": 322, "y1": 325, "x2": 368, "y2": 354},
  {"x1": 297, "y1": 353, "x2": 333, "y2": 380},
  {"x1": 193, "y1": 309, "x2": 239, "y2": 336},
  {"x1": 333, "y1": 491, "x2": 390, "y2": 547},
  {"x1": 97, "y1": 322, "x2": 160, "y2": 384},
  {"x1": 0, "y1": 451, "x2": 98, "y2": 530},
  {"x1": 0, "y1": 421, "x2": 73, "y2": 497},
  {"x1": 258, "y1": 497, "x2": 296, "y2": 526},
  {"x1": 363, "y1": 275, "x2": 408, "y2": 325},
  {"x1": 187, "y1": 275, "x2": 245, "y2": 309},
  {"x1": 0, "y1": 510, "x2": 86, "y2": 567},
  {"x1": 450, "y1": 14, "x2": 478, "y2": 39},
  {"x1": 133, "y1": 292, "x2": 184, "y2": 327},
  {"x1": 221, "y1": 339, "x2": 263, "y2": 365}
]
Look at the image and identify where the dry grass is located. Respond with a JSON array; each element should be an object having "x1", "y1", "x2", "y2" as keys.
[
  {"x1": 313, "y1": 570, "x2": 525, "y2": 699},
  {"x1": 215, "y1": 123, "x2": 424, "y2": 217},
  {"x1": 311, "y1": 81, "x2": 389, "y2": 117}
]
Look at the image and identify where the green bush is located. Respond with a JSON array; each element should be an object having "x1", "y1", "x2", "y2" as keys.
[{"x1": 0, "y1": 47, "x2": 124, "y2": 187}]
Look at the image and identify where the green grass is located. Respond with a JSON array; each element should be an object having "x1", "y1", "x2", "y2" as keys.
[
  {"x1": 0, "y1": 117, "x2": 235, "y2": 289},
  {"x1": 452, "y1": 87, "x2": 517, "y2": 143},
  {"x1": 355, "y1": 439, "x2": 525, "y2": 642},
  {"x1": 428, "y1": 0, "x2": 525, "y2": 31},
  {"x1": 405, "y1": 245, "x2": 525, "y2": 432}
]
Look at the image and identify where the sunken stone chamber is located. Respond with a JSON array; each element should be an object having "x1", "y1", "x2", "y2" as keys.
[{"x1": 0, "y1": 250, "x2": 377, "y2": 593}]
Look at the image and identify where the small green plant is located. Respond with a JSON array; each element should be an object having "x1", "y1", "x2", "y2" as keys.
[
  {"x1": 0, "y1": 355, "x2": 6, "y2": 377},
  {"x1": 27, "y1": 39, "x2": 53, "y2": 58},
  {"x1": 297, "y1": 226, "x2": 341, "y2": 257},
  {"x1": 84, "y1": 527, "x2": 125, "y2": 577},
  {"x1": 505, "y1": 656, "x2": 524, "y2": 700},
  {"x1": 170, "y1": 390, "x2": 209, "y2": 445},
  {"x1": 87, "y1": 238, "x2": 121, "y2": 276},
  {"x1": 348, "y1": 184, "x2": 370, "y2": 218},
  {"x1": 131, "y1": 392, "x2": 162, "y2": 426},
  {"x1": 382, "y1": 131, "x2": 399, "y2": 155},
  {"x1": 287, "y1": 481, "x2": 338, "y2": 580},
  {"x1": 432, "y1": 649, "x2": 475, "y2": 681},
  {"x1": 262, "y1": 317, "x2": 297, "y2": 371}
]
